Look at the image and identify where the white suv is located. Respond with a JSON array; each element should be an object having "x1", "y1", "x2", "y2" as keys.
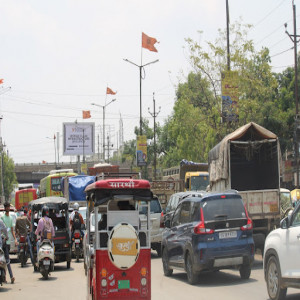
[{"x1": 264, "y1": 203, "x2": 300, "y2": 300}]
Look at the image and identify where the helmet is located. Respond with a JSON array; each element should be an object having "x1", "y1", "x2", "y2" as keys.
[
  {"x1": 73, "y1": 203, "x2": 79, "y2": 211},
  {"x1": 42, "y1": 205, "x2": 49, "y2": 217}
]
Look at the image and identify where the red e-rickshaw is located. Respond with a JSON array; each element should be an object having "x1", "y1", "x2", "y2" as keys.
[{"x1": 85, "y1": 178, "x2": 152, "y2": 300}]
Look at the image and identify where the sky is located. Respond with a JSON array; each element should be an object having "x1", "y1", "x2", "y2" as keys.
[{"x1": 0, "y1": 0, "x2": 297, "y2": 164}]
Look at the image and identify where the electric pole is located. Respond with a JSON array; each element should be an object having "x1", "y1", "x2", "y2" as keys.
[
  {"x1": 148, "y1": 93, "x2": 161, "y2": 180},
  {"x1": 285, "y1": 0, "x2": 300, "y2": 188}
]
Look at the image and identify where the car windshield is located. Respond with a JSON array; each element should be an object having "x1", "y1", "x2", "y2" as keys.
[
  {"x1": 190, "y1": 175, "x2": 209, "y2": 191},
  {"x1": 201, "y1": 197, "x2": 246, "y2": 221}
]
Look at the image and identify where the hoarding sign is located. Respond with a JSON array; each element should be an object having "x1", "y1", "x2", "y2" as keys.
[
  {"x1": 136, "y1": 135, "x2": 147, "y2": 167},
  {"x1": 63, "y1": 122, "x2": 95, "y2": 156},
  {"x1": 221, "y1": 71, "x2": 239, "y2": 122}
]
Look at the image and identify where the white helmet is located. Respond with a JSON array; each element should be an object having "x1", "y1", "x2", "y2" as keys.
[{"x1": 73, "y1": 202, "x2": 79, "y2": 211}]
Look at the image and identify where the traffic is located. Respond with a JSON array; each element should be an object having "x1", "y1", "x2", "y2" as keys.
[{"x1": 0, "y1": 123, "x2": 300, "y2": 300}]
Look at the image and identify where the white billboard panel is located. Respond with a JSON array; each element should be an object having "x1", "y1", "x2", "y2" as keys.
[{"x1": 63, "y1": 122, "x2": 95, "y2": 156}]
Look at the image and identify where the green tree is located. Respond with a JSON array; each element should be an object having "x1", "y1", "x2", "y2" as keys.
[{"x1": 0, "y1": 152, "x2": 17, "y2": 201}]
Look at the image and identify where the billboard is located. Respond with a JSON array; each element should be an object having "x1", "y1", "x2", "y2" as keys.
[
  {"x1": 221, "y1": 71, "x2": 239, "y2": 122},
  {"x1": 63, "y1": 122, "x2": 95, "y2": 156},
  {"x1": 136, "y1": 135, "x2": 147, "y2": 167}
]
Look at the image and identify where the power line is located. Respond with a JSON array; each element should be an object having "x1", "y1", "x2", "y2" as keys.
[{"x1": 270, "y1": 46, "x2": 294, "y2": 58}]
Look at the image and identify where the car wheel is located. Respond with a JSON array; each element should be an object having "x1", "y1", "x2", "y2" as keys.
[
  {"x1": 162, "y1": 248, "x2": 173, "y2": 277},
  {"x1": 266, "y1": 256, "x2": 287, "y2": 300},
  {"x1": 239, "y1": 264, "x2": 251, "y2": 279},
  {"x1": 185, "y1": 253, "x2": 198, "y2": 285}
]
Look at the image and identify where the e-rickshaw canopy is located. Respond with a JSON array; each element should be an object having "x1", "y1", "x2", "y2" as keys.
[
  {"x1": 85, "y1": 179, "x2": 153, "y2": 206},
  {"x1": 28, "y1": 196, "x2": 69, "y2": 211}
]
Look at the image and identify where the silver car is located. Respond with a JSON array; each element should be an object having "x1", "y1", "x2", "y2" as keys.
[{"x1": 139, "y1": 197, "x2": 164, "y2": 257}]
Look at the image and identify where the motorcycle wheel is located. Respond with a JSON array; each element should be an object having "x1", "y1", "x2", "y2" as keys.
[
  {"x1": 76, "y1": 248, "x2": 80, "y2": 262},
  {"x1": 41, "y1": 267, "x2": 49, "y2": 280}
]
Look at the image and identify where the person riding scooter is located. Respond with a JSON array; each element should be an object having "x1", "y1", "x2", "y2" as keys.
[
  {"x1": 35, "y1": 206, "x2": 55, "y2": 255},
  {"x1": 15, "y1": 208, "x2": 34, "y2": 266},
  {"x1": 70, "y1": 203, "x2": 84, "y2": 239}
]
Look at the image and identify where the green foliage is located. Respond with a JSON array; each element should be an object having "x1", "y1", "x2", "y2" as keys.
[
  {"x1": 157, "y1": 20, "x2": 296, "y2": 168},
  {"x1": 0, "y1": 152, "x2": 17, "y2": 201}
]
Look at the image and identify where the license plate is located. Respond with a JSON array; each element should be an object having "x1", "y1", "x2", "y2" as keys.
[
  {"x1": 219, "y1": 231, "x2": 237, "y2": 239},
  {"x1": 43, "y1": 260, "x2": 50, "y2": 265},
  {"x1": 118, "y1": 280, "x2": 130, "y2": 289},
  {"x1": 75, "y1": 239, "x2": 80, "y2": 243}
]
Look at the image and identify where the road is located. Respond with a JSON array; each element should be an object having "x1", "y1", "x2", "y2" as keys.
[{"x1": 1, "y1": 254, "x2": 300, "y2": 300}]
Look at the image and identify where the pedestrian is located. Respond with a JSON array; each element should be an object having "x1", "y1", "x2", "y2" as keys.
[
  {"x1": 15, "y1": 208, "x2": 35, "y2": 266},
  {"x1": 1, "y1": 202, "x2": 17, "y2": 284}
]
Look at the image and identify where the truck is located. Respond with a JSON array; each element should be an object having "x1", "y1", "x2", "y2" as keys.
[
  {"x1": 162, "y1": 160, "x2": 209, "y2": 192},
  {"x1": 88, "y1": 163, "x2": 119, "y2": 176},
  {"x1": 208, "y1": 122, "x2": 281, "y2": 253}
]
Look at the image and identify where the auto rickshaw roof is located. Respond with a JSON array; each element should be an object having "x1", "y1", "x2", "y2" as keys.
[
  {"x1": 85, "y1": 179, "x2": 152, "y2": 206},
  {"x1": 85, "y1": 179, "x2": 151, "y2": 192},
  {"x1": 28, "y1": 196, "x2": 68, "y2": 210}
]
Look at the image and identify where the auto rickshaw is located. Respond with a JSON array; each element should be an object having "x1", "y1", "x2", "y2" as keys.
[
  {"x1": 85, "y1": 178, "x2": 152, "y2": 300},
  {"x1": 28, "y1": 197, "x2": 72, "y2": 269}
]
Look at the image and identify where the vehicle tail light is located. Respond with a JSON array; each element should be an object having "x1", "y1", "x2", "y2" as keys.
[
  {"x1": 63, "y1": 243, "x2": 69, "y2": 248},
  {"x1": 20, "y1": 236, "x2": 26, "y2": 243},
  {"x1": 74, "y1": 232, "x2": 80, "y2": 239},
  {"x1": 100, "y1": 268, "x2": 107, "y2": 296},
  {"x1": 160, "y1": 211, "x2": 164, "y2": 228},
  {"x1": 194, "y1": 208, "x2": 214, "y2": 234},
  {"x1": 141, "y1": 267, "x2": 147, "y2": 276},
  {"x1": 241, "y1": 206, "x2": 253, "y2": 231}
]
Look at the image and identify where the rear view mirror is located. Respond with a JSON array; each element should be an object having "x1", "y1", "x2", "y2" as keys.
[
  {"x1": 280, "y1": 217, "x2": 289, "y2": 229},
  {"x1": 165, "y1": 219, "x2": 171, "y2": 228}
]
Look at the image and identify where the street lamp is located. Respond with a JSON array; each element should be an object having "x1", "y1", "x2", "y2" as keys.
[
  {"x1": 123, "y1": 58, "x2": 159, "y2": 135},
  {"x1": 46, "y1": 135, "x2": 57, "y2": 168},
  {"x1": 91, "y1": 98, "x2": 116, "y2": 162}
]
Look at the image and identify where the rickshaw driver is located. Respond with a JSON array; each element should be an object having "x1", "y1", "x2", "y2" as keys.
[{"x1": 35, "y1": 206, "x2": 55, "y2": 255}]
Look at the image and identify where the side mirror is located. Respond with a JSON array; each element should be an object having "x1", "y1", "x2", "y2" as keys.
[
  {"x1": 165, "y1": 219, "x2": 171, "y2": 228},
  {"x1": 280, "y1": 217, "x2": 289, "y2": 229}
]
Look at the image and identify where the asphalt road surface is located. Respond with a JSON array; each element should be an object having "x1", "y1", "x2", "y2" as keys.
[{"x1": 1, "y1": 253, "x2": 300, "y2": 300}]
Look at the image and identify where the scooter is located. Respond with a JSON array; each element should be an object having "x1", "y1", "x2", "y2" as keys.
[
  {"x1": 18, "y1": 235, "x2": 29, "y2": 267},
  {"x1": 0, "y1": 247, "x2": 7, "y2": 286},
  {"x1": 73, "y1": 229, "x2": 83, "y2": 262},
  {"x1": 37, "y1": 239, "x2": 54, "y2": 279}
]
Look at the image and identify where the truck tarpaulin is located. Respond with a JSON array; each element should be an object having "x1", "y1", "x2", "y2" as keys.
[{"x1": 63, "y1": 175, "x2": 96, "y2": 201}]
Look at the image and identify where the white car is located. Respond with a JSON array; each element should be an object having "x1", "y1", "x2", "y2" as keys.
[
  {"x1": 264, "y1": 203, "x2": 300, "y2": 300},
  {"x1": 139, "y1": 197, "x2": 164, "y2": 257}
]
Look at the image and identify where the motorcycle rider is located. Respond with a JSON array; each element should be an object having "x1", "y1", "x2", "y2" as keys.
[
  {"x1": 0, "y1": 218, "x2": 8, "y2": 250},
  {"x1": 1, "y1": 202, "x2": 17, "y2": 284},
  {"x1": 35, "y1": 206, "x2": 55, "y2": 255},
  {"x1": 15, "y1": 208, "x2": 34, "y2": 266},
  {"x1": 69, "y1": 203, "x2": 84, "y2": 244}
]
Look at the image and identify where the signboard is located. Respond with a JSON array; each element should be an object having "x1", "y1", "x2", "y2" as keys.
[
  {"x1": 136, "y1": 135, "x2": 147, "y2": 167},
  {"x1": 63, "y1": 122, "x2": 95, "y2": 156},
  {"x1": 221, "y1": 71, "x2": 239, "y2": 122}
]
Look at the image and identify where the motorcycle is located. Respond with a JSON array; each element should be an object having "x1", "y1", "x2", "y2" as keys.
[
  {"x1": 0, "y1": 247, "x2": 6, "y2": 286},
  {"x1": 18, "y1": 235, "x2": 29, "y2": 267},
  {"x1": 73, "y1": 229, "x2": 83, "y2": 262},
  {"x1": 37, "y1": 239, "x2": 54, "y2": 279}
]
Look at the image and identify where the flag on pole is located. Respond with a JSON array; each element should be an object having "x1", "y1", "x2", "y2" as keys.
[
  {"x1": 106, "y1": 87, "x2": 116, "y2": 95},
  {"x1": 42, "y1": 160, "x2": 46, "y2": 164},
  {"x1": 142, "y1": 32, "x2": 158, "y2": 52},
  {"x1": 82, "y1": 110, "x2": 91, "y2": 119},
  {"x1": 0, "y1": 79, "x2": 4, "y2": 84}
]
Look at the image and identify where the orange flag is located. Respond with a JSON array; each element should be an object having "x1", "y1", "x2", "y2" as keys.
[
  {"x1": 142, "y1": 32, "x2": 158, "y2": 52},
  {"x1": 106, "y1": 87, "x2": 116, "y2": 95},
  {"x1": 0, "y1": 79, "x2": 4, "y2": 84},
  {"x1": 82, "y1": 110, "x2": 91, "y2": 119}
]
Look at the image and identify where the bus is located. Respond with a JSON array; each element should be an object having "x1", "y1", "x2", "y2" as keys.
[
  {"x1": 15, "y1": 188, "x2": 37, "y2": 211},
  {"x1": 40, "y1": 169, "x2": 77, "y2": 197}
]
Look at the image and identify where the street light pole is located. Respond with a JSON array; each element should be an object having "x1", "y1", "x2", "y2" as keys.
[
  {"x1": 91, "y1": 98, "x2": 116, "y2": 162},
  {"x1": 123, "y1": 58, "x2": 159, "y2": 135}
]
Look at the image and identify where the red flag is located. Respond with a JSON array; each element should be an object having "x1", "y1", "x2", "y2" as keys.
[
  {"x1": 42, "y1": 160, "x2": 46, "y2": 164},
  {"x1": 106, "y1": 87, "x2": 116, "y2": 95},
  {"x1": 142, "y1": 32, "x2": 158, "y2": 52},
  {"x1": 0, "y1": 79, "x2": 3, "y2": 84},
  {"x1": 82, "y1": 110, "x2": 91, "y2": 119}
]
